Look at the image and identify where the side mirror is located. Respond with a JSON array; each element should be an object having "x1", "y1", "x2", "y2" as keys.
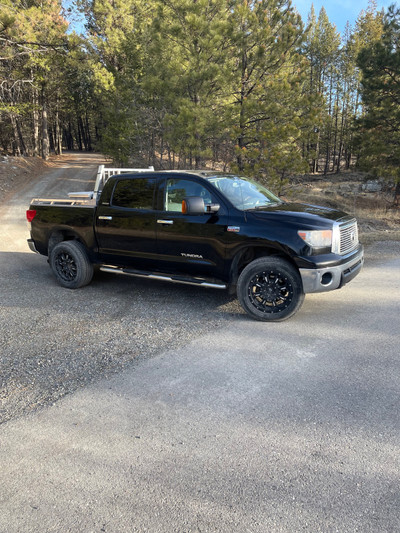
[
  {"x1": 182, "y1": 196, "x2": 205, "y2": 215},
  {"x1": 182, "y1": 197, "x2": 220, "y2": 215}
]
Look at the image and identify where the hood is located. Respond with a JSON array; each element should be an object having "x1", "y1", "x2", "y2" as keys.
[{"x1": 249, "y1": 202, "x2": 351, "y2": 227}]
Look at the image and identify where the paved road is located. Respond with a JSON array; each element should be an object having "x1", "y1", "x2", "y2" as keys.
[{"x1": 1, "y1": 155, "x2": 399, "y2": 532}]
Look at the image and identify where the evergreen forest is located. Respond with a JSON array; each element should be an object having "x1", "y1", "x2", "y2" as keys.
[{"x1": 1, "y1": 0, "x2": 400, "y2": 194}]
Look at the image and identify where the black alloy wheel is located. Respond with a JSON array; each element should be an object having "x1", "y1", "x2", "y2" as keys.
[
  {"x1": 49, "y1": 240, "x2": 94, "y2": 289},
  {"x1": 54, "y1": 250, "x2": 78, "y2": 282},
  {"x1": 248, "y1": 269, "x2": 294, "y2": 315},
  {"x1": 237, "y1": 257, "x2": 305, "y2": 321}
]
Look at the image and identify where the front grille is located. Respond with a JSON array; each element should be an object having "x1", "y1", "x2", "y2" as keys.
[{"x1": 339, "y1": 219, "x2": 359, "y2": 254}]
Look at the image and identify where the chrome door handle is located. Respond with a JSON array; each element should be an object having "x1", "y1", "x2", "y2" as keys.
[
  {"x1": 157, "y1": 219, "x2": 174, "y2": 225},
  {"x1": 98, "y1": 215, "x2": 113, "y2": 220}
]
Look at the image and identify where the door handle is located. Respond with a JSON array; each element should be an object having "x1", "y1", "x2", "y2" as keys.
[
  {"x1": 157, "y1": 219, "x2": 174, "y2": 225},
  {"x1": 98, "y1": 215, "x2": 113, "y2": 220}
]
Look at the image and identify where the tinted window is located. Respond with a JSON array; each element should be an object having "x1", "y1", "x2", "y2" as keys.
[
  {"x1": 112, "y1": 178, "x2": 156, "y2": 209},
  {"x1": 165, "y1": 179, "x2": 213, "y2": 212}
]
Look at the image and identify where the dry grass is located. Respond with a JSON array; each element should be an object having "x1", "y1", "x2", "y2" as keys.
[{"x1": 287, "y1": 172, "x2": 400, "y2": 243}]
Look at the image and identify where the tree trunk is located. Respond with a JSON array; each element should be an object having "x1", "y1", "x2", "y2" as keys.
[
  {"x1": 237, "y1": 51, "x2": 248, "y2": 172},
  {"x1": 41, "y1": 86, "x2": 50, "y2": 160},
  {"x1": 324, "y1": 71, "x2": 334, "y2": 176},
  {"x1": 78, "y1": 116, "x2": 88, "y2": 151},
  {"x1": 67, "y1": 122, "x2": 74, "y2": 150},
  {"x1": 336, "y1": 99, "x2": 346, "y2": 173},
  {"x1": 75, "y1": 121, "x2": 83, "y2": 151},
  {"x1": 313, "y1": 130, "x2": 320, "y2": 173},
  {"x1": 332, "y1": 92, "x2": 340, "y2": 173},
  {"x1": 16, "y1": 119, "x2": 27, "y2": 155},
  {"x1": 55, "y1": 97, "x2": 62, "y2": 155},
  {"x1": 10, "y1": 114, "x2": 21, "y2": 156},
  {"x1": 33, "y1": 85, "x2": 40, "y2": 157},
  {"x1": 394, "y1": 181, "x2": 400, "y2": 206},
  {"x1": 85, "y1": 111, "x2": 92, "y2": 151},
  {"x1": 160, "y1": 134, "x2": 164, "y2": 168}
]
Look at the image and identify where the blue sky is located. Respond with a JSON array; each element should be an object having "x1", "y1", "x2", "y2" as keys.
[
  {"x1": 293, "y1": 0, "x2": 394, "y2": 34},
  {"x1": 63, "y1": 0, "x2": 395, "y2": 37}
]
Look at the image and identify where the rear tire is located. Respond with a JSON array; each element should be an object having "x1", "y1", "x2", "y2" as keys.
[
  {"x1": 237, "y1": 257, "x2": 304, "y2": 321},
  {"x1": 49, "y1": 240, "x2": 94, "y2": 289}
]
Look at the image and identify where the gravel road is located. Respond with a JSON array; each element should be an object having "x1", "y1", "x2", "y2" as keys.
[
  {"x1": 1, "y1": 233, "x2": 399, "y2": 532},
  {"x1": 1, "y1": 154, "x2": 400, "y2": 532},
  {"x1": 0, "y1": 153, "x2": 238, "y2": 424},
  {"x1": 0, "y1": 153, "x2": 399, "y2": 425}
]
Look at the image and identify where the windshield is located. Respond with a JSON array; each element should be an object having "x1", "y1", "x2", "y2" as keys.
[{"x1": 206, "y1": 175, "x2": 282, "y2": 210}]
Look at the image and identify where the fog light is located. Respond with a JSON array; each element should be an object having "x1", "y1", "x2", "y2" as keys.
[{"x1": 321, "y1": 272, "x2": 333, "y2": 285}]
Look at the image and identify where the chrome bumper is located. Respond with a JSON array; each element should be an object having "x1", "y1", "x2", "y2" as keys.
[
  {"x1": 300, "y1": 247, "x2": 364, "y2": 294},
  {"x1": 27, "y1": 239, "x2": 39, "y2": 254}
]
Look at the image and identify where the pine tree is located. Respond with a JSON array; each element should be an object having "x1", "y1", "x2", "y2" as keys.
[
  {"x1": 357, "y1": 5, "x2": 400, "y2": 203},
  {"x1": 226, "y1": 0, "x2": 310, "y2": 188},
  {"x1": 144, "y1": 0, "x2": 232, "y2": 168},
  {"x1": 76, "y1": 0, "x2": 150, "y2": 164},
  {"x1": 0, "y1": 0, "x2": 70, "y2": 158},
  {"x1": 303, "y1": 6, "x2": 341, "y2": 174}
]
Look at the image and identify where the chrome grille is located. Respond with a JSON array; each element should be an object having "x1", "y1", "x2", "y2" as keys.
[{"x1": 339, "y1": 219, "x2": 358, "y2": 254}]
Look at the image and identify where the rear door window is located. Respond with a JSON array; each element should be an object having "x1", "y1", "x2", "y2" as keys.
[{"x1": 112, "y1": 178, "x2": 156, "y2": 209}]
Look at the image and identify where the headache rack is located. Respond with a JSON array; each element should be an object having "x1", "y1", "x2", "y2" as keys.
[
  {"x1": 31, "y1": 165, "x2": 154, "y2": 206},
  {"x1": 66, "y1": 165, "x2": 155, "y2": 202},
  {"x1": 93, "y1": 165, "x2": 154, "y2": 194}
]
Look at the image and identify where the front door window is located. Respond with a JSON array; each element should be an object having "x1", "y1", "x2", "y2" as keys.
[{"x1": 165, "y1": 178, "x2": 213, "y2": 212}]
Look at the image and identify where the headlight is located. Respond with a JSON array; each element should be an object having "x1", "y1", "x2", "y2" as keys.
[{"x1": 298, "y1": 229, "x2": 332, "y2": 248}]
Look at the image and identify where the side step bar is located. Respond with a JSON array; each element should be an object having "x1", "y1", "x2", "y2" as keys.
[{"x1": 100, "y1": 265, "x2": 227, "y2": 290}]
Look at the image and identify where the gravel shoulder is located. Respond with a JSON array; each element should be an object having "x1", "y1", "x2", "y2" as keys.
[{"x1": 0, "y1": 153, "x2": 399, "y2": 425}]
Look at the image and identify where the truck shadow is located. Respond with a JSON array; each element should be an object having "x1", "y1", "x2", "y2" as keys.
[{"x1": 0, "y1": 251, "x2": 240, "y2": 318}]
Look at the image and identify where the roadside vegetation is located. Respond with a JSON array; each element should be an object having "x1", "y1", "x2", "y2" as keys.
[{"x1": 0, "y1": 0, "x2": 400, "y2": 209}]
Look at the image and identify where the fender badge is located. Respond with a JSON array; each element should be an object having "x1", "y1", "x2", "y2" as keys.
[
  {"x1": 181, "y1": 253, "x2": 204, "y2": 259},
  {"x1": 227, "y1": 226, "x2": 240, "y2": 233}
]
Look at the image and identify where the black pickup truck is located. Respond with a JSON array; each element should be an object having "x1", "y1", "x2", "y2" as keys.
[{"x1": 26, "y1": 170, "x2": 364, "y2": 321}]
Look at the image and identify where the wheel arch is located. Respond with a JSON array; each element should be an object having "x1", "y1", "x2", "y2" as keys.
[
  {"x1": 47, "y1": 228, "x2": 89, "y2": 256},
  {"x1": 228, "y1": 245, "x2": 299, "y2": 292}
]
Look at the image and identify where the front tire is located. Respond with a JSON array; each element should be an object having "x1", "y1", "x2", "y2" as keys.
[
  {"x1": 237, "y1": 257, "x2": 304, "y2": 321},
  {"x1": 49, "y1": 240, "x2": 94, "y2": 289}
]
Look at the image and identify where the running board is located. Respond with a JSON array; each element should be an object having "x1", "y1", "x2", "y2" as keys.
[{"x1": 100, "y1": 265, "x2": 227, "y2": 289}]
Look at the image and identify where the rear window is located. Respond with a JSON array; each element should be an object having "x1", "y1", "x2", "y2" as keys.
[{"x1": 112, "y1": 178, "x2": 156, "y2": 209}]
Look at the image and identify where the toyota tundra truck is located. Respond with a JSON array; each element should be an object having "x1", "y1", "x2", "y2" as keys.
[{"x1": 26, "y1": 168, "x2": 364, "y2": 321}]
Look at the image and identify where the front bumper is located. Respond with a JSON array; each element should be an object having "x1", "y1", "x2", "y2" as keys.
[{"x1": 300, "y1": 246, "x2": 364, "y2": 294}]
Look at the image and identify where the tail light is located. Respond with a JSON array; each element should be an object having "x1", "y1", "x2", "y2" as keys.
[{"x1": 26, "y1": 209, "x2": 37, "y2": 223}]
